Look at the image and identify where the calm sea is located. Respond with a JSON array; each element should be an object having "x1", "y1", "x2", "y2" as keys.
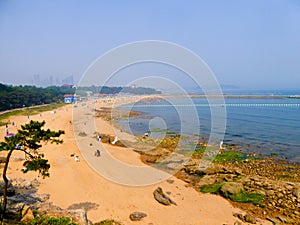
[{"x1": 117, "y1": 97, "x2": 300, "y2": 163}]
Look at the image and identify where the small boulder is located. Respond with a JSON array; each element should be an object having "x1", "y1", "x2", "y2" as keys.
[
  {"x1": 129, "y1": 212, "x2": 147, "y2": 221},
  {"x1": 244, "y1": 213, "x2": 256, "y2": 224},
  {"x1": 234, "y1": 221, "x2": 242, "y2": 225},
  {"x1": 153, "y1": 187, "x2": 176, "y2": 206},
  {"x1": 220, "y1": 182, "x2": 244, "y2": 195}
]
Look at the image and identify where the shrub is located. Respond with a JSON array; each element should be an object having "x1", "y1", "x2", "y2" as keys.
[
  {"x1": 94, "y1": 219, "x2": 122, "y2": 225},
  {"x1": 22, "y1": 216, "x2": 77, "y2": 225},
  {"x1": 200, "y1": 182, "x2": 225, "y2": 194}
]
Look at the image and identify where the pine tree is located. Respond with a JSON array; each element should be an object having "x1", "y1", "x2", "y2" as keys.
[{"x1": 0, "y1": 120, "x2": 64, "y2": 222}]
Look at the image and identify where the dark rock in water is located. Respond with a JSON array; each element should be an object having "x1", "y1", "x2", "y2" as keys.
[
  {"x1": 129, "y1": 212, "x2": 147, "y2": 221},
  {"x1": 220, "y1": 182, "x2": 244, "y2": 195},
  {"x1": 153, "y1": 187, "x2": 176, "y2": 206}
]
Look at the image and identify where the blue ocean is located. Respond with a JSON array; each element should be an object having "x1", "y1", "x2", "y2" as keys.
[{"x1": 117, "y1": 97, "x2": 300, "y2": 163}]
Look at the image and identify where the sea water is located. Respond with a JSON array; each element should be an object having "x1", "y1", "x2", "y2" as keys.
[{"x1": 117, "y1": 97, "x2": 300, "y2": 163}]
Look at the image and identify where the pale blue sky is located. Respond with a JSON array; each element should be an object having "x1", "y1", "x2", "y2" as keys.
[{"x1": 0, "y1": 0, "x2": 300, "y2": 90}]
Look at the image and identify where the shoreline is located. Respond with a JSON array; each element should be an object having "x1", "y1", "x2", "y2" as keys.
[
  {"x1": 94, "y1": 96, "x2": 300, "y2": 224},
  {"x1": 0, "y1": 98, "x2": 272, "y2": 225},
  {"x1": 112, "y1": 94, "x2": 300, "y2": 164}
]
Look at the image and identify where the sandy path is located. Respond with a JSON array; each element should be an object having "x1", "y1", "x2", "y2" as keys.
[{"x1": 0, "y1": 102, "x2": 271, "y2": 225}]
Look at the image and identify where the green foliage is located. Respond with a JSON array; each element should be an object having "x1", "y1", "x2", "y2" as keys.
[
  {"x1": 0, "y1": 83, "x2": 74, "y2": 111},
  {"x1": 93, "y1": 219, "x2": 122, "y2": 225},
  {"x1": 23, "y1": 158, "x2": 50, "y2": 177},
  {"x1": 77, "y1": 85, "x2": 161, "y2": 95},
  {"x1": 227, "y1": 192, "x2": 265, "y2": 206},
  {"x1": 0, "y1": 103, "x2": 64, "y2": 126},
  {"x1": 200, "y1": 182, "x2": 225, "y2": 194},
  {"x1": 213, "y1": 150, "x2": 247, "y2": 163},
  {"x1": 3, "y1": 120, "x2": 65, "y2": 178},
  {"x1": 21, "y1": 216, "x2": 77, "y2": 225},
  {"x1": 200, "y1": 182, "x2": 265, "y2": 206},
  {"x1": 0, "y1": 120, "x2": 64, "y2": 221}
]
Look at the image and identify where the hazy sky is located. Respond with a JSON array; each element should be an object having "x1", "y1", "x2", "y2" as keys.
[{"x1": 0, "y1": 0, "x2": 300, "y2": 90}]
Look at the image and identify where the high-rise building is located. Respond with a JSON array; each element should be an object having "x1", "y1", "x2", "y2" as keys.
[{"x1": 33, "y1": 74, "x2": 40, "y2": 86}]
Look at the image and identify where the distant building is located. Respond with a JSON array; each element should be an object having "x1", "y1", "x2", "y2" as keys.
[
  {"x1": 64, "y1": 94, "x2": 74, "y2": 103},
  {"x1": 62, "y1": 84, "x2": 73, "y2": 87}
]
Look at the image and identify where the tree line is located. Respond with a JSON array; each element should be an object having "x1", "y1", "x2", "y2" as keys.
[
  {"x1": 0, "y1": 84, "x2": 75, "y2": 111},
  {"x1": 0, "y1": 83, "x2": 161, "y2": 112}
]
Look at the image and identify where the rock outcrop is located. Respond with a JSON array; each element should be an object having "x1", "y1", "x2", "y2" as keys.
[
  {"x1": 153, "y1": 187, "x2": 176, "y2": 206},
  {"x1": 220, "y1": 182, "x2": 244, "y2": 195}
]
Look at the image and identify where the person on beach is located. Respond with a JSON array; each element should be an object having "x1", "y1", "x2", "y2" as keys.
[
  {"x1": 111, "y1": 136, "x2": 118, "y2": 145},
  {"x1": 219, "y1": 141, "x2": 224, "y2": 150},
  {"x1": 96, "y1": 135, "x2": 101, "y2": 142},
  {"x1": 5, "y1": 126, "x2": 9, "y2": 135},
  {"x1": 94, "y1": 150, "x2": 101, "y2": 157},
  {"x1": 75, "y1": 156, "x2": 80, "y2": 162}
]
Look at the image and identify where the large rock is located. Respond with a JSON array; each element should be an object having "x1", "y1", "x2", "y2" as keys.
[
  {"x1": 129, "y1": 212, "x2": 147, "y2": 221},
  {"x1": 153, "y1": 187, "x2": 176, "y2": 206},
  {"x1": 243, "y1": 213, "x2": 256, "y2": 224},
  {"x1": 220, "y1": 182, "x2": 244, "y2": 195},
  {"x1": 66, "y1": 209, "x2": 90, "y2": 225},
  {"x1": 37, "y1": 202, "x2": 90, "y2": 225}
]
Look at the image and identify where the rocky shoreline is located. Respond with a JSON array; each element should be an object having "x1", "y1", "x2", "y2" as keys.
[
  {"x1": 95, "y1": 130, "x2": 300, "y2": 224},
  {"x1": 139, "y1": 139, "x2": 300, "y2": 225},
  {"x1": 96, "y1": 106, "x2": 300, "y2": 224}
]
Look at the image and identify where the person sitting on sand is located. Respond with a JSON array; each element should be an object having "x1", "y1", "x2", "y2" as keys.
[
  {"x1": 74, "y1": 156, "x2": 80, "y2": 162},
  {"x1": 94, "y1": 150, "x2": 101, "y2": 157}
]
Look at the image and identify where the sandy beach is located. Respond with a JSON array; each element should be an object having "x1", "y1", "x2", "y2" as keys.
[{"x1": 0, "y1": 99, "x2": 272, "y2": 225}]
